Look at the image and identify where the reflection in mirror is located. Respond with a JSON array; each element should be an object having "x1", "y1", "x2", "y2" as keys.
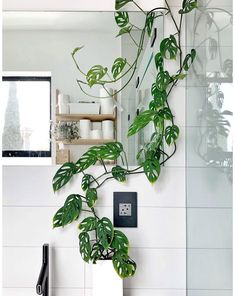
[{"x1": 2, "y1": 11, "x2": 163, "y2": 165}]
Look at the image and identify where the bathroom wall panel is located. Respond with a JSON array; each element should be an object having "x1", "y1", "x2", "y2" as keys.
[{"x1": 3, "y1": 166, "x2": 186, "y2": 207}]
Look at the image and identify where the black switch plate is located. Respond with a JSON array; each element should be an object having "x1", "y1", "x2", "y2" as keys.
[{"x1": 113, "y1": 192, "x2": 137, "y2": 227}]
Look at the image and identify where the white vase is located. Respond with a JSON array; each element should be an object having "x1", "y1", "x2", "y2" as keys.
[
  {"x1": 92, "y1": 260, "x2": 123, "y2": 296},
  {"x1": 99, "y1": 88, "x2": 115, "y2": 114}
]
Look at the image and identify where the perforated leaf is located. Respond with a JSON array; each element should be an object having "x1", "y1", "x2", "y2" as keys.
[
  {"x1": 112, "y1": 57, "x2": 127, "y2": 79},
  {"x1": 86, "y1": 65, "x2": 108, "y2": 87},
  {"x1": 128, "y1": 110, "x2": 155, "y2": 137},
  {"x1": 115, "y1": 0, "x2": 132, "y2": 10},
  {"x1": 116, "y1": 25, "x2": 132, "y2": 37},
  {"x1": 157, "y1": 107, "x2": 173, "y2": 120},
  {"x1": 53, "y1": 194, "x2": 82, "y2": 228},
  {"x1": 86, "y1": 188, "x2": 97, "y2": 208},
  {"x1": 165, "y1": 125, "x2": 180, "y2": 145},
  {"x1": 79, "y1": 216, "x2": 97, "y2": 232},
  {"x1": 97, "y1": 217, "x2": 114, "y2": 249},
  {"x1": 98, "y1": 142, "x2": 123, "y2": 160},
  {"x1": 111, "y1": 230, "x2": 129, "y2": 253},
  {"x1": 81, "y1": 174, "x2": 92, "y2": 191},
  {"x1": 111, "y1": 165, "x2": 127, "y2": 182},
  {"x1": 143, "y1": 158, "x2": 161, "y2": 183},
  {"x1": 155, "y1": 52, "x2": 164, "y2": 71},
  {"x1": 112, "y1": 251, "x2": 136, "y2": 278},
  {"x1": 76, "y1": 149, "x2": 98, "y2": 172},
  {"x1": 53, "y1": 162, "x2": 78, "y2": 192},
  {"x1": 155, "y1": 71, "x2": 171, "y2": 91},
  {"x1": 151, "y1": 84, "x2": 167, "y2": 109},
  {"x1": 90, "y1": 243, "x2": 104, "y2": 263},
  {"x1": 160, "y1": 35, "x2": 178, "y2": 60},
  {"x1": 179, "y1": 0, "x2": 198, "y2": 14},
  {"x1": 79, "y1": 232, "x2": 91, "y2": 262},
  {"x1": 115, "y1": 11, "x2": 129, "y2": 27},
  {"x1": 146, "y1": 12, "x2": 155, "y2": 37},
  {"x1": 183, "y1": 49, "x2": 196, "y2": 71}
]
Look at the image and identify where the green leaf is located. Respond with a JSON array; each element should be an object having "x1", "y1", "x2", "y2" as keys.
[
  {"x1": 76, "y1": 149, "x2": 98, "y2": 172},
  {"x1": 160, "y1": 35, "x2": 178, "y2": 59},
  {"x1": 115, "y1": 11, "x2": 129, "y2": 27},
  {"x1": 112, "y1": 251, "x2": 136, "y2": 278},
  {"x1": 116, "y1": 25, "x2": 132, "y2": 37},
  {"x1": 79, "y1": 216, "x2": 97, "y2": 232},
  {"x1": 143, "y1": 158, "x2": 161, "y2": 183},
  {"x1": 183, "y1": 49, "x2": 196, "y2": 71},
  {"x1": 90, "y1": 243, "x2": 104, "y2": 263},
  {"x1": 179, "y1": 0, "x2": 198, "y2": 14},
  {"x1": 128, "y1": 110, "x2": 155, "y2": 137},
  {"x1": 172, "y1": 73, "x2": 187, "y2": 80},
  {"x1": 86, "y1": 188, "x2": 97, "y2": 208},
  {"x1": 111, "y1": 230, "x2": 129, "y2": 253},
  {"x1": 97, "y1": 142, "x2": 123, "y2": 160},
  {"x1": 71, "y1": 46, "x2": 84, "y2": 57},
  {"x1": 53, "y1": 194, "x2": 82, "y2": 228},
  {"x1": 97, "y1": 217, "x2": 114, "y2": 249},
  {"x1": 155, "y1": 71, "x2": 171, "y2": 92},
  {"x1": 157, "y1": 107, "x2": 173, "y2": 120},
  {"x1": 86, "y1": 65, "x2": 108, "y2": 87},
  {"x1": 115, "y1": 0, "x2": 132, "y2": 10},
  {"x1": 81, "y1": 174, "x2": 92, "y2": 191},
  {"x1": 53, "y1": 162, "x2": 78, "y2": 192},
  {"x1": 165, "y1": 125, "x2": 180, "y2": 145},
  {"x1": 112, "y1": 57, "x2": 127, "y2": 79},
  {"x1": 146, "y1": 12, "x2": 155, "y2": 37},
  {"x1": 112, "y1": 165, "x2": 127, "y2": 182},
  {"x1": 79, "y1": 232, "x2": 91, "y2": 262},
  {"x1": 155, "y1": 52, "x2": 164, "y2": 71},
  {"x1": 151, "y1": 85, "x2": 167, "y2": 109}
]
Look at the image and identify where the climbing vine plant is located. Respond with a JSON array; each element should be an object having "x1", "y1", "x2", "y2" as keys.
[{"x1": 52, "y1": 0, "x2": 198, "y2": 279}]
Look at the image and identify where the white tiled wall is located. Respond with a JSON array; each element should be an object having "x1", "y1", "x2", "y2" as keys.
[{"x1": 3, "y1": 164, "x2": 186, "y2": 296}]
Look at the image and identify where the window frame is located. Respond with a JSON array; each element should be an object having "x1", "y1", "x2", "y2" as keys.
[{"x1": 2, "y1": 75, "x2": 52, "y2": 158}]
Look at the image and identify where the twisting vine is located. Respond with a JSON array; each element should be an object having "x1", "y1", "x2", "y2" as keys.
[{"x1": 52, "y1": 0, "x2": 198, "y2": 279}]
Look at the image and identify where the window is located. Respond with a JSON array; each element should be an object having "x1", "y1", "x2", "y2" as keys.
[{"x1": 2, "y1": 74, "x2": 51, "y2": 159}]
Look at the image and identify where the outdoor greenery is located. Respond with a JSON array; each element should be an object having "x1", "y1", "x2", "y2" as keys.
[{"x1": 52, "y1": 0, "x2": 198, "y2": 279}]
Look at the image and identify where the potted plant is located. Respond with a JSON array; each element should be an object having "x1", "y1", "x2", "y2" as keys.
[{"x1": 52, "y1": 0, "x2": 198, "y2": 294}]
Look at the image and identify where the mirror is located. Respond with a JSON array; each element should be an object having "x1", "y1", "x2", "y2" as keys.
[{"x1": 2, "y1": 11, "x2": 163, "y2": 165}]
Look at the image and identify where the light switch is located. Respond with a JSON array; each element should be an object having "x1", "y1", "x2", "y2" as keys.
[{"x1": 113, "y1": 192, "x2": 137, "y2": 227}]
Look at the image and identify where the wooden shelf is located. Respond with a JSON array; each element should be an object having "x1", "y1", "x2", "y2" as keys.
[
  {"x1": 56, "y1": 113, "x2": 115, "y2": 122},
  {"x1": 57, "y1": 139, "x2": 116, "y2": 145}
]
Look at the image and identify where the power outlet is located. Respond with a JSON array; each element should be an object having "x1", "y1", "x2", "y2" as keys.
[
  {"x1": 113, "y1": 192, "x2": 137, "y2": 227},
  {"x1": 119, "y1": 203, "x2": 132, "y2": 216}
]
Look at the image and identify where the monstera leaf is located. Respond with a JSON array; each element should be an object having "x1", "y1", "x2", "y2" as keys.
[
  {"x1": 86, "y1": 65, "x2": 108, "y2": 87},
  {"x1": 98, "y1": 142, "x2": 123, "y2": 160},
  {"x1": 179, "y1": 0, "x2": 198, "y2": 14},
  {"x1": 151, "y1": 84, "x2": 167, "y2": 108},
  {"x1": 128, "y1": 110, "x2": 155, "y2": 137},
  {"x1": 115, "y1": 11, "x2": 129, "y2": 27},
  {"x1": 116, "y1": 25, "x2": 132, "y2": 37},
  {"x1": 112, "y1": 57, "x2": 127, "y2": 79},
  {"x1": 79, "y1": 216, "x2": 97, "y2": 232},
  {"x1": 81, "y1": 174, "x2": 92, "y2": 191},
  {"x1": 112, "y1": 251, "x2": 136, "y2": 278},
  {"x1": 115, "y1": 0, "x2": 132, "y2": 10},
  {"x1": 155, "y1": 71, "x2": 171, "y2": 92},
  {"x1": 160, "y1": 35, "x2": 178, "y2": 59},
  {"x1": 157, "y1": 107, "x2": 173, "y2": 120},
  {"x1": 53, "y1": 162, "x2": 78, "y2": 192},
  {"x1": 183, "y1": 49, "x2": 196, "y2": 71},
  {"x1": 143, "y1": 158, "x2": 161, "y2": 183},
  {"x1": 111, "y1": 230, "x2": 129, "y2": 253},
  {"x1": 97, "y1": 217, "x2": 114, "y2": 249},
  {"x1": 155, "y1": 52, "x2": 164, "y2": 71},
  {"x1": 90, "y1": 243, "x2": 104, "y2": 263},
  {"x1": 71, "y1": 46, "x2": 84, "y2": 57},
  {"x1": 53, "y1": 194, "x2": 82, "y2": 228},
  {"x1": 112, "y1": 165, "x2": 127, "y2": 182},
  {"x1": 86, "y1": 188, "x2": 98, "y2": 208},
  {"x1": 79, "y1": 232, "x2": 91, "y2": 262},
  {"x1": 76, "y1": 148, "x2": 98, "y2": 172},
  {"x1": 165, "y1": 125, "x2": 180, "y2": 145},
  {"x1": 146, "y1": 12, "x2": 155, "y2": 37}
]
